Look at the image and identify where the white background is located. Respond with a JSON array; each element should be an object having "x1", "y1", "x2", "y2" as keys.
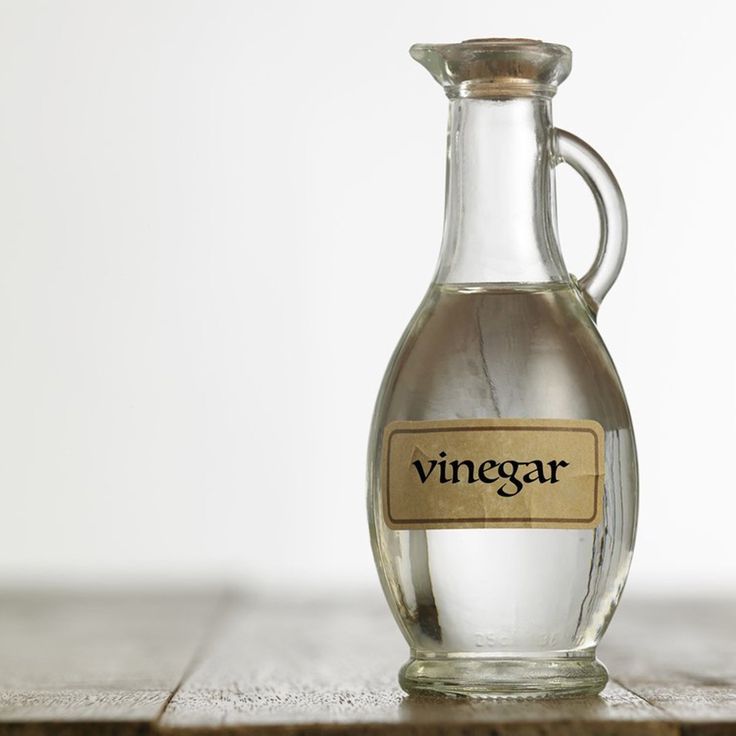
[{"x1": 0, "y1": 0, "x2": 733, "y2": 595}]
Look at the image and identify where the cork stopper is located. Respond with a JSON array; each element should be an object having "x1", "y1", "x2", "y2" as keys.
[{"x1": 410, "y1": 38, "x2": 572, "y2": 99}]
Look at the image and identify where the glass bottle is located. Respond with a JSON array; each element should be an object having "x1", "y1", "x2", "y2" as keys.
[{"x1": 367, "y1": 39, "x2": 638, "y2": 699}]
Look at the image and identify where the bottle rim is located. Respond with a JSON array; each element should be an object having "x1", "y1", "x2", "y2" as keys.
[{"x1": 410, "y1": 38, "x2": 572, "y2": 99}]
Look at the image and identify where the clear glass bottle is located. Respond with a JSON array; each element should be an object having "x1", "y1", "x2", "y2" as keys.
[{"x1": 367, "y1": 39, "x2": 638, "y2": 699}]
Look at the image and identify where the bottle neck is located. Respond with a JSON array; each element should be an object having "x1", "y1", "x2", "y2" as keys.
[{"x1": 435, "y1": 97, "x2": 568, "y2": 286}]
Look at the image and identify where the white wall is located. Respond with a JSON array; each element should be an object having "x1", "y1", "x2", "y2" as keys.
[{"x1": 0, "y1": 0, "x2": 733, "y2": 594}]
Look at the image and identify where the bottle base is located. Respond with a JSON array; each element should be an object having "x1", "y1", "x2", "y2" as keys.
[{"x1": 399, "y1": 652, "x2": 608, "y2": 699}]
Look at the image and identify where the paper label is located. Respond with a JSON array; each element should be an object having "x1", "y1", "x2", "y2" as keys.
[{"x1": 382, "y1": 418, "x2": 604, "y2": 530}]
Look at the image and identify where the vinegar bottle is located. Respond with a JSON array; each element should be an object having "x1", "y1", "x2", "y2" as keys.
[{"x1": 367, "y1": 39, "x2": 638, "y2": 699}]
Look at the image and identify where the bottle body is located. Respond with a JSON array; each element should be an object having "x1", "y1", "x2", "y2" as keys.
[{"x1": 368, "y1": 282, "x2": 636, "y2": 696}]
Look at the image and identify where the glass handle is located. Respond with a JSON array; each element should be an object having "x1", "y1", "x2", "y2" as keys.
[{"x1": 554, "y1": 129, "x2": 628, "y2": 313}]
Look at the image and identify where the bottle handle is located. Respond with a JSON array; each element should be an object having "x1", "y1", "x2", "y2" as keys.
[{"x1": 553, "y1": 129, "x2": 628, "y2": 313}]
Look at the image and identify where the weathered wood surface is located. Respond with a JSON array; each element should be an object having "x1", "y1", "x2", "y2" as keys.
[
  {"x1": 0, "y1": 589, "x2": 222, "y2": 734},
  {"x1": 0, "y1": 590, "x2": 734, "y2": 735},
  {"x1": 602, "y1": 598, "x2": 736, "y2": 732}
]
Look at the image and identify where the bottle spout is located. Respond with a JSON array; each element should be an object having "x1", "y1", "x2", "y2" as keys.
[{"x1": 410, "y1": 38, "x2": 572, "y2": 99}]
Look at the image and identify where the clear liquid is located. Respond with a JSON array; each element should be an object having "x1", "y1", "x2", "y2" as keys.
[{"x1": 368, "y1": 282, "x2": 637, "y2": 661}]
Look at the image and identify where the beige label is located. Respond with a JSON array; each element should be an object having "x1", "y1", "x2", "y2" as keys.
[{"x1": 382, "y1": 418, "x2": 604, "y2": 530}]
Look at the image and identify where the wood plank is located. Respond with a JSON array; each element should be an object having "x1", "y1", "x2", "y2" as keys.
[
  {"x1": 601, "y1": 597, "x2": 736, "y2": 685},
  {"x1": 0, "y1": 590, "x2": 732, "y2": 734},
  {"x1": 0, "y1": 589, "x2": 221, "y2": 735},
  {"x1": 159, "y1": 593, "x2": 675, "y2": 735},
  {"x1": 598, "y1": 597, "x2": 736, "y2": 734}
]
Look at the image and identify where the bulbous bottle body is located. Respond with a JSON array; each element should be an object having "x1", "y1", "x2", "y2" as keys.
[
  {"x1": 367, "y1": 282, "x2": 637, "y2": 697},
  {"x1": 367, "y1": 39, "x2": 638, "y2": 698}
]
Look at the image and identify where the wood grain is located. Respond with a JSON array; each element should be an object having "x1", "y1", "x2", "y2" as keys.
[
  {"x1": 600, "y1": 598, "x2": 736, "y2": 734},
  {"x1": 0, "y1": 589, "x2": 221, "y2": 735},
  {"x1": 0, "y1": 590, "x2": 734, "y2": 734},
  {"x1": 159, "y1": 594, "x2": 675, "y2": 735}
]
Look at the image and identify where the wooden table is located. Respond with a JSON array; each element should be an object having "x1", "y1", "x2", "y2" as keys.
[{"x1": 0, "y1": 590, "x2": 733, "y2": 735}]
